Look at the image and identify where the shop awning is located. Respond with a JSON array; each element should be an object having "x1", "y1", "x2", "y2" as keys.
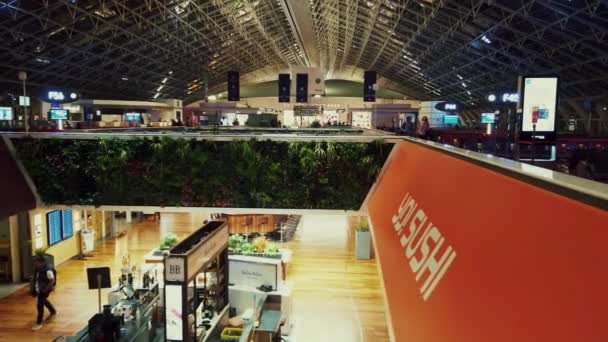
[{"x1": 0, "y1": 137, "x2": 37, "y2": 218}]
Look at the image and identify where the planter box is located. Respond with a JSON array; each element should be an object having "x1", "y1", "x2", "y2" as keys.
[{"x1": 356, "y1": 231, "x2": 371, "y2": 260}]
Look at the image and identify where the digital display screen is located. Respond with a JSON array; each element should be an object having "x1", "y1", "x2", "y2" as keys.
[
  {"x1": 522, "y1": 77, "x2": 558, "y2": 133},
  {"x1": 61, "y1": 210, "x2": 73, "y2": 239},
  {"x1": 0, "y1": 107, "x2": 13, "y2": 120},
  {"x1": 481, "y1": 113, "x2": 496, "y2": 124},
  {"x1": 47, "y1": 211, "x2": 62, "y2": 246},
  {"x1": 443, "y1": 115, "x2": 459, "y2": 125},
  {"x1": 124, "y1": 113, "x2": 141, "y2": 122},
  {"x1": 49, "y1": 109, "x2": 69, "y2": 120}
]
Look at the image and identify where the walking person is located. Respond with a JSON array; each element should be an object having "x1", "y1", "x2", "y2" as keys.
[{"x1": 31, "y1": 256, "x2": 56, "y2": 330}]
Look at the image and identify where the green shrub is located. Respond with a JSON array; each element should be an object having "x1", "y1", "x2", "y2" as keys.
[{"x1": 12, "y1": 138, "x2": 392, "y2": 210}]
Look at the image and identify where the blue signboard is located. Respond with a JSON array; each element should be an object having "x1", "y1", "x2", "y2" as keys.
[
  {"x1": 47, "y1": 211, "x2": 62, "y2": 246},
  {"x1": 62, "y1": 210, "x2": 73, "y2": 239}
]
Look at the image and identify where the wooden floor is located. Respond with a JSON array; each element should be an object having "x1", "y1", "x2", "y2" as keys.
[{"x1": 0, "y1": 213, "x2": 389, "y2": 342}]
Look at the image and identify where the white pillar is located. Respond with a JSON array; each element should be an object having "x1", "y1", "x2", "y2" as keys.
[
  {"x1": 126, "y1": 210, "x2": 132, "y2": 223},
  {"x1": 101, "y1": 211, "x2": 106, "y2": 238}
]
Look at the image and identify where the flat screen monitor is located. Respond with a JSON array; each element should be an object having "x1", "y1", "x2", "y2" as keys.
[
  {"x1": 124, "y1": 113, "x2": 141, "y2": 122},
  {"x1": 481, "y1": 113, "x2": 496, "y2": 124},
  {"x1": 443, "y1": 115, "x2": 459, "y2": 125},
  {"x1": 522, "y1": 76, "x2": 558, "y2": 140},
  {"x1": 49, "y1": 109, "x2": 69, "y2": 120},
  {"x1": 0, "y1": 107, "x2": 13, "y2": 120}
]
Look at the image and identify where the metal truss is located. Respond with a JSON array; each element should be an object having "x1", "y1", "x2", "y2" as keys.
[
  {"x1": 0, "y1": 0, "x2": 304, "y2": 101},
  {"x1": 1, "y1": 0, "x2": 608, "y2": 132}
]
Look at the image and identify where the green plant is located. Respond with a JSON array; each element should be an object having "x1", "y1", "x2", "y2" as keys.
[
  {"x1": 264, "y1": 243, "x2": 280, "y2": 256},
  {"x1": 34, "y1": 247, "x2": 48, "y2": 257},
  {"x1": 228, "y1": 234, "x2": 246, "y2": 253},
  {"x1": 160, "y1": 233, "x2": 178, "y2": 251},
  {"x1": 358, "y1": 217, "x2": 370, "y2": 232},
  {"x1": 241, "y1": 242, "x2": 256, "y2": 255},
  {"x1": 232, "y1": 119, "x2": 240, "y2": 126},
  {"x1": 12, "y1": 138, "x2": 392, "y2": 210},
  {"x1": 310, "y1": 120, "x2": 321, "y2": 128}
]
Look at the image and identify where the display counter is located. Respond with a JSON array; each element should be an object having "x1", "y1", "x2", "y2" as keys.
[{"x1": 63, "y1": 285, "x2": 162, "y2": 342}]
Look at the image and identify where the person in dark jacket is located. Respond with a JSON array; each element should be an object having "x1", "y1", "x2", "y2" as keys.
[{"x1": 31, "y1": 256, "x2": 56, "y2": 330}]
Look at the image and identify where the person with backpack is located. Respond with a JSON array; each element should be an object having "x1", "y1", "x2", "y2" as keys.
[{"x1": 31, "y1": 256, "x2": 57, "y2": 331}]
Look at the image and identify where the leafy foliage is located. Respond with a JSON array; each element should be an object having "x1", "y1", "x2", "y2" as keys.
[{"x1": 12, "y1": 137, "x2": 392, "y2": 210}]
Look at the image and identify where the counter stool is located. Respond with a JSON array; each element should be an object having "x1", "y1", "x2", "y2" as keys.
[{"x1": 0, "y1": 255, "x2": 11, "y2": 281}]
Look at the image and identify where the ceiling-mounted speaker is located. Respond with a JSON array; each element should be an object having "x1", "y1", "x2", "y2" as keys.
[
  {"x1": 227, "y1": 71, "x2": 240, "y2": 101},
  {"x1": 364, "y1": 71, "x2": 377, "y2": 102},
  {"x1": 296, "y1": 73, "x2": 308, "y2": 103},
  {"x1": 278, "y1": 74, "x2": 290, "y2": 103}
]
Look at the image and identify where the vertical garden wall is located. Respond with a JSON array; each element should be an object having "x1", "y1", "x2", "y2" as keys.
[{"x1": 12, "y1": 137, "x2": 392, "y2": 210}]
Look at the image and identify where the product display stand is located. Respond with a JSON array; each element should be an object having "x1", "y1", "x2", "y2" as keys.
[{"x1": 164, "y1": 220, "x2": 230, "y2": 342}]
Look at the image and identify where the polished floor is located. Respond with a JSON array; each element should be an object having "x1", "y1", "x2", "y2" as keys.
[{"x1": 0, "y1": 213, "x2": 389, "y2": 342}]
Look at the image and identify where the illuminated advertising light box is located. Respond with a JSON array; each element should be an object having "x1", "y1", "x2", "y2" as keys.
[
  {"x1": 481, "y1": 113, "x2": 495, "y2": 124},
  {"x1": 0, "y1": 107, "x2": 14, "y2": 120},
  {"x1": 124, "y1": 112, "x2": 142, "y2": 122},
  {"x1": 521, "y1": 76, "x2": 559, "y2": 141},
  {"x1": 443, "y1": 115, "x2": 459, "y2": 125},
  {"x1": 49, "y1": 109, "x2": 70, "y2": 120},
  {"x1": 164, "y1": 285, "x2": 183, "y2": 340}
]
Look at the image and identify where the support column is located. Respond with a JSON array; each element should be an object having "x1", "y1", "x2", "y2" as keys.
[
  {"x1": 126, "y1": 210, "x2": 132, "y2": 223},
  {"x1": 9, "y1": 215, "x2": 21, "y2": 283}
]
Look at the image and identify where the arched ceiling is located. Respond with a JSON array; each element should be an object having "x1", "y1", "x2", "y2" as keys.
[{"x1": 1, "y1": 0, "x2": 607, "y2": 107}]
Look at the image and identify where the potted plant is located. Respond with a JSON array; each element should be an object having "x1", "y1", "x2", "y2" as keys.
[
  {"x1": 33, "y1": 247, "x2": 54, "y2": 269},
  {"x1": 232, "y1": 118, "x2": 240, "y2": 126},
  {"x1": 228, "y1": 234, "x2": 246, "y2": 254},
  {"x1": 356, "y1": 217, "x2": 371, "y2": 260},
  {"x1": 154, "y1": 233, "x2": 178, "y2": 255}
]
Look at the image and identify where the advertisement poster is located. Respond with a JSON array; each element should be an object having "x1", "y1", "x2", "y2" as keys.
[
  {"x1": 165, "y1": 285, "x2": 183, "y2": 341},
  {"x1": 522, "y1": 77, "x2": 558, "y2": 132}
]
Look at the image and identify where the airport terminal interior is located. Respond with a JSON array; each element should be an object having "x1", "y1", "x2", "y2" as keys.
[{"x1": 0, "y1": 1, "x2": 607, "y2": 342}]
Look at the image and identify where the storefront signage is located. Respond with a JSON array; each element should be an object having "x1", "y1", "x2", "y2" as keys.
[
  {"x1": 434, "y1": 101, "x2": 462, "y2": 112},
  {"x1": 392, "y1": 193, "x2": 456, "y2": 301},
  {"x1": 165, "y1": 257, "x2": 185, "y2": 282},
  {"x1": 367, "y1": 141, "x2": 608, "y2": 342},
  {"x1": 44, "y1": 90, "x2": 80, "y2": 104},
  {"x1": 229, "y1": 257, "x2": 279, "y2": 290},
  {"x1": 502, "y1": 93, "x2": 519, "y2": 103}
]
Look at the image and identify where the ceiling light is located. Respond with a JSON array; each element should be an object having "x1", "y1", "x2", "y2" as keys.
[
  {"x1": 457, "y1": 74, "x2": 463, "y2": 80},
  {"x1": 162, "y1": 77, "x2": 168, "y2": 84},
  {"x1": 481, "y1": 35, "x2": 492, "y2": 44},
  {"x1": 461, "y1": 82, "x2": 467, "y2": 88},
  {"x1": 168, "y1": 70, "x2": 173, "y2": 75},
  {"x1": 157, "y1": 85, "x2": 164, "y2": 92},
  {"x1": 488, "y1": 94, "x2": 496, "y2": 102},
  {"x1": 153, "y1": 93, "x2": 160, "y2": 99},
  {"x1": 121, "y1": 77, "x2": 128, "y2": 81}
]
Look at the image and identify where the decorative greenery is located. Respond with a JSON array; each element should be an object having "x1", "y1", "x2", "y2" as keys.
[
  {"x1": 160, "y1": 233, "x2": 178, "y2": 251},
  {"x1": 232, "y1": 119, "x2": 240, "y2": 126},
  {"x1": 12, "y1": 137, "x2": 391, "y2": 209},
  {"x1": 264, "y1": 242, "x2": 280, "y2": 256},
  {"x1": 34, "y1": 247, "x2": 48, "y2": 257},
  {"x1": 252, "y1": 236, "x2": 268, "y2": 253},
  {"x1": 228, "y1": 234, "x2": 246, "y2": 253},
  {"x1": 358, "y1": 217, "x2": 370, "y2": 232},
  {"x1": 310, "y1": 120, "x2": 321, "y2": 128},
  {"x1": 240, "y1": 242, "x2": 256, "y2": 255}
]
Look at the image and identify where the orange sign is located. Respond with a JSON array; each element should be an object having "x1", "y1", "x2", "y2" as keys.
[{"x1": 367, "y1": 141, "x2": 608, "y2": 342}]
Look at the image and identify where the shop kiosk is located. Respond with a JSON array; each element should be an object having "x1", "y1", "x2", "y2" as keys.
[{"x1": 164, "y1": 221, "x2": 230, "y2": 342}]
